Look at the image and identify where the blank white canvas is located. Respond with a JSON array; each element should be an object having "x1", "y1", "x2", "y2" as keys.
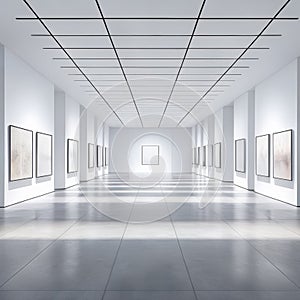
[
  {"x1": 142, "y1": 145, "x2": 159, "y2": 165},
  {"x1": 37, "y1": 133, "x2": 52, "y2": 177}
]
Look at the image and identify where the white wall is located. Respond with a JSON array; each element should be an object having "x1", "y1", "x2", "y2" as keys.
[
  {"x1": 3, "y1": 48, "x2": 55, "y2": 206},
  {"x1": 54, "y1": 91, "x2": 80, "y2": 189},
  {"x1": 233, "y1": 91, "x2": 255, "y2": 190},
  {"x1": 0, "y1": 45, "x2": 5, "y2": 207},
  {"x1": 255, "y1": 58, "x2": 299, "y2": 206},
  {"x1": 109, "y1": 127, "x2": 192, "y2": 175},
  {"x1": 80, "y1": 108, "x2": 96, "y2": 182}
]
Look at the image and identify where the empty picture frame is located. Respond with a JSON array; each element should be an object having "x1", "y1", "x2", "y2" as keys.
[
  {"x1": 214, "y1": 143, "x2": 221, "y2": 168},
  {"x1": 36, "y1": 132, "x2": 53, "y2": 178},
  {"x1": 67, "y1": 139, "x2": 78, "y2": 173},
  {"x1": 256, "y1": 134, "x2": 270, "y2": 177},
  {"x1": 208, "y1": 144, "x2": 214, "y2": 167},
  {"x1": 105, "y1": 147, "x2": 108, "y2": 166},
  {"x1": 235, "y1": 138, "x2": 246, "y2": 173},
  {"x1": 200, "y1": 146, "x2": 206, "y2": 167},
  {"x1": 9, "y1": 125, "x2": 33, "y2": 181},
  {"x1": 141, "y1": 145, "x2": 159, "y2": 165},
  {"x1": 88, "y1": 143, "x2": 94, "y2": 168},
  {"x1": 273, "y1": 129, "x2": 292, "y2": 181},
  {"x1": 97, "y1": 145, "x2": 102, "y2": 168}
]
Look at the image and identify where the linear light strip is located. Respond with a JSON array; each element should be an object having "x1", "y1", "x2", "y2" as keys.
[
  {"x1": 94, "y1": 0, "x2": 143, "y2": 127},
  {"x1": 21, "y1": 0, "x2": 125, "y2": 126},
  {"x1": 177, "y1": 0, "x2": 293, "y2": 126}
]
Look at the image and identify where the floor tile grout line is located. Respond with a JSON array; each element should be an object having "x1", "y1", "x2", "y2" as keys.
[
  {"x1": 100, "y1": 186, "x2": 140, "y2": 300},
  {"x1": 223, "y1": 219, "x2": 300, "y2": 290},
  {"x1": 160, "y1": 183, "x2": 198, "y2": 300},
  {"x1": 0, "y1": 215, "x2": 85, "y2": 290}
]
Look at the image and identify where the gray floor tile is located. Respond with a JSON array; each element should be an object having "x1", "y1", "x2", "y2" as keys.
[
  {"x1": 2, "y1": 240, "x2": 119, "y2": 291},
  {"x1": 104, "y1": 291, "x2": 196, "y2": 300},
  {"x1": 107, "y1": 240, "x2": 193, "y2": 291},
  {"x1": 0, "y1": 291, "x2": 103, "y2": 300},
  {"x1": 180, "y1": 240, "x2": 297, "y2": 291}
]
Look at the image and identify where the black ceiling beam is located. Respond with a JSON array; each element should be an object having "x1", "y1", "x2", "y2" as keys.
[
  {"x1": 21, "y1": 0, "x2": 125, "y2": 126},
  {"x1": 32, "y1": 33, "x2": 283, "y2": 37},
  {"x1": 61, "y1": 66, "x2": 249, "y2": 69},
  {"x1": 177, "y1": 0, "x2": 292, "y2": 126},
  {"x1": 44, "y1": 47, "x2": 269, "y2": 50},
  {"x1": 17, "y1": 16, "x2": 298, "y2": 20},
  {"x1": 53, "y1": 57, "x2": 259, "y2": 60},
  {"x1": 158, "y1": 0, "x2": 208, "y2": 127},
  {"x1": 94, "y1": 0, "x2": 143, "y2": 127}
]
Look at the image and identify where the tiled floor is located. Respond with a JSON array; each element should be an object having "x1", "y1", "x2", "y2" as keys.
[{"x1": 1, "y1": 173, "x2": 300, "y2": 300}]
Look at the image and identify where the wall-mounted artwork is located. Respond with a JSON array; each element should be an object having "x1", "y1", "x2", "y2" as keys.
[
  {"x1": 256, "y1": 134, "x2": 270, "y2": 177},
  {"x1": 208, "y1": 145, "x2": 213, "y2": 167},
  {"x1": 9, "y1": 125, "x2": 33, "y2": 181},
  {"x1": 214, "y1": 143, "x2": 221, "y2": 168},
  {"x1": 67, "y1": 139, "x2": 78, "y2": 173},
  {"x1": 201, "y1": 146, "x2": 207, "y2": 167},
  {"x1": 141, "y1": 145, "x2": 159, "y2": 165},
  {"x1": 36, "y1": 132, "x2": 52, "y2": 178},
  {"x1": 197, "y1": 147, "x2": 201, "y2": 165},
  {"x1": 273, "y1": 129, "x2": 292, "y2": 181},
  {"x1": 97, "y1": 145, "x2": 102, "y2": 168},
  {"x1": 103, "y1": 147, "x2": 108, "y2": 166},
  {"x1": 88, "y1": 143, "x2": 94, "y2": 169},
  {"x1": 235, "y1": 138, "x2": 246, "y2": 173}
]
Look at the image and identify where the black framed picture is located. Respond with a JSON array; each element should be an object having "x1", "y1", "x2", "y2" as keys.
[
  {"x1": 235, "y1": 138, "x2": 246, "y2": 173},
  {"x1": 88, "y1": 143, "x2": 94, "y2": 169},
  {"x1": 67, "y1": 139, "x2": 79, "y2": 173},
  {"x1": 36, "y1": 132, "x2": 53, "y2": 178},
  {"x1": 255, "y1": 134, "x2": 270, "y2": 177},
  {"x1": 97, "y1": 145, "x2": 102, "y2": 168},
  {"x1": 141, "y1": 145, "x2": 159, "y2": 165},
  {"x1": 9, "y1": 125, "x2": 33, "y2": 182},
  {"x1": 214, "y1": 143, "x2": 221, "y2": 168},
  {"x1": 273, "y1": 129, "x2": 292, "y2": 181}
]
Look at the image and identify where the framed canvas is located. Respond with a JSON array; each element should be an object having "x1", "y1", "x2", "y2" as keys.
[
  {"x1": 104, "y1": 147, "x2": 108, "y2": 166},
  {"x1": 88, "y1": 143, "x2": 94, "y2": 168},
  {"x1": 97, "y1": 145, "x2": 102, "y2": 168},
  {"x1": 36, "y1": 132, "x2": 53, "y2": 178},
  {"x1": 197, "y1": 147, "x2": 201, "y2": 165},
  {"x1": 67, "y1": 139, "x2": 78, "y2": 173},
  {"x1": 9, "y1": 125, "x2": 33, "y2": 181},
  {"x1": 201, "y1": 146, "x2": 207, "y2": 167},
  {"x1": 235, "y1": 138, "x2": 246, "y2": 173},
  {"x1": 214, "y1": 142, "x2": 221, "y2": 168},
  {"x1": 256, "y1": 134, "x2": 270, "y2": 177},
  {"x1": 273, "y1": 129, "x2": 292, "y2": 181},
  {"x1": 208, "y1": 144, "x2": 213, "y2": 167},
  {"x1": 141, "y1": 145, "x2": 159, "y2": 165}
]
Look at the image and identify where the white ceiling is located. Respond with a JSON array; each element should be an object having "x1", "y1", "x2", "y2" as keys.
[{"x1": 0, "y1": 0, "x2": 299, "y2": 127}]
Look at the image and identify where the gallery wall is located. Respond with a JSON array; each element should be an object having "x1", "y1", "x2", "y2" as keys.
[
  {"x1": 254, "y1": 58, "x2": 299, "y2": 206},
  {"x1": 3, "y1": 48, "x2": 55, "y2": 206},
  {"x1": 233, "y1": 91, "x2": 255, "y2": 190},
  {"x1": 109, "y1": 128, "x2": 192, "y2": 175},
  {"x1": 54, "y1": 91, "x2": 81, "y2": 189}
]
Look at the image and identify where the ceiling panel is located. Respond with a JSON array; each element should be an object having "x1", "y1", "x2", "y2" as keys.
[
  {"x1": 4, "y1": 0, "x2": 299, "y2": 128},
  {"x1": 99, "y1": 0, "x2": 203, "y2": 17}
]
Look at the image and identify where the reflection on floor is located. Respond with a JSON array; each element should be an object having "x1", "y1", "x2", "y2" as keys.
[{"x1": 1, "y1": 173, "x2": 300, "y2": 300}]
